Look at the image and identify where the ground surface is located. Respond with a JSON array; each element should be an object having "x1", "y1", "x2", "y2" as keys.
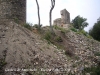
[{"x1": 0, "y1": 21, "x2": 100, "y2": 75}]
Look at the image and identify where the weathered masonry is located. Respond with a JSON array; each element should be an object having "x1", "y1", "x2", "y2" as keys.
[
  {"x1": 53, "y1": 9, "x2": 70, "y2": 28},
  {"x1": 0, "y1": 0, "x2": 26, "y2": 24}
]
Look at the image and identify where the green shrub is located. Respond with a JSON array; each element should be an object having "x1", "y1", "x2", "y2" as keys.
[
  {"x1": 33, "y1": 24, "x2": 39, "y2": 28},
  {"x1": 70, "y1": 28, "x2": 77, "y2": 32},
  {"x1": 76, "y1": 30, "x2": 92, "y2": 39},
  {"x1": 0, "y1": 59, "x2": 7, "y2": 70},
  {"x1": 80, "y1": 30, "x2": 87, "y2": 36},
  {"x1": 14, "y1": 18, "x2": 19, "y2": 24},
  {"x1": 23, "y1": 23, "x2": 32, "y2": 30},
  {"x1": 60, "y1": 29, "x2": 66, "y2": 34},
  {"x1": 80, "y1": 30, "x2": 93, "y2": 39},
  {"x1": 54, "y1": 25, "x2": 66, "y2": 33},
  {"x1": 44, "y1": 31, "x2": 52, "y2": 42},
  {"x1": 0, "y1": 58, "x2": 7, "y2": 74},
  {"x1": 89, "y1": 18, "x2": 100, "y2": 42},
  {"x1": 55, "y1": 36, "x2": 63, "y2": 42},
  {"x1": 94, "y1": 52, "x2": 100, "y2": 56},
  {"x1": 33, "y1": 24, "x2": 42, "y2": 29},
  {"x1": 83, "y1": 65, "x2": 100, "y2": 75},
  {"x1": 76, "y1": 31, "x2": 82, "y2": 35},
  {"x1": 86, "y1": 35, "x2": 93, "y2": 39},
  {"x1": 53, "y1": 25, "x2": 58, "y2": 29}
]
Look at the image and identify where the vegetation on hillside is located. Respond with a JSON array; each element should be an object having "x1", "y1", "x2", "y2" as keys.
[
  {"x1": 72, "y1": 15, "x2": 88, "y2": 30},
  {"x1": 89, "y1": 17, "x2": 100, "y2": 41},
  {"x1": 23, "y1": 23, "x2": 33, "y2": 30}
]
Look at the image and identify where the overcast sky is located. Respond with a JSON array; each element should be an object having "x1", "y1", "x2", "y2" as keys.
[{"x1": 27, "y1": 0, "x2": 100, "y2": 31}]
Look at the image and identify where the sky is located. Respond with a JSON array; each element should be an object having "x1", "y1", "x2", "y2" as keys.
[{"x1": 27, "y1": 0, "x2": 100, "y2": 31}]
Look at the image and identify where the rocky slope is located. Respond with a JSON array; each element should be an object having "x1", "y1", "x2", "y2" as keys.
[{"x1": 0, "y1": 21, "x2": 100, "y2": 75}]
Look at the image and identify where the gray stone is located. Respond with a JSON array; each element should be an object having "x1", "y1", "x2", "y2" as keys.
[
  {"x1": 60, "y1": 9, "x2": 70, "y2": 24},
  {"x1": 53, "y1": 18, "x2": 62, "y2": 26},
  {"x1": 0, "y1": 0, "x2": 26, "y2": 24},
  {"x1": 53, "y1": 9, "x2": 70, "y2": 27}
]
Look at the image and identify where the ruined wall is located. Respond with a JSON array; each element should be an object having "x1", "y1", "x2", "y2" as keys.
[
  {"x1": 0, "y1": 0, "x2": 26, "y2": 24},
  {"x1": 53, "y1": 18, "x2": 62, "y2": 26},
  {"x1": 60, "y1": 9, "x2": 70, "y2": 24},
  {"x1": 53, "y1": 9, "x2": 70, "y2": 28}
]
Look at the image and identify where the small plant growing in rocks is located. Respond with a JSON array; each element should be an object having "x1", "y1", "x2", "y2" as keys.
[
  {"x1": 0, "y1": 58, "x2": 7, "y2": 74},
  {"x1": 14, "y1": 17, "x2": 19, "y2": 24},
  {"x1": 70, "y1": 27, "x2": 77, "y2": 32},
  {"x1": 44, "y1": 31, "x2": 52, "y2": 43},
  {"x1": 33, "y1": 24, "x2": 42, "y2": 29},
  {"x1": 80, "y1": 30, "x2": 88, "y2": 36},
  {"x1": 23, "y1": 23, "x2": 32, "y2": 30},
  {"x1": 53, "y1": 25, "x2": 66, "y2": 33},
  {"x1": 55, "y1": 36, "x2": 63, "y2": 42},
  {"x1": 83, "y1": 65, "x2": 100, "y2": 75},
  {"x1": 94, "y1": 52, "x2": 100, "y2": 56}
]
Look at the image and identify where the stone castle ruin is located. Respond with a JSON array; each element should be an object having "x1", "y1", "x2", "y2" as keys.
[
  {"x1": 0, "y1": 0, "x2": 26, "y2": 24},
  {"x1": 53, "y1": 9, "x2": 70, "y2": 28}
]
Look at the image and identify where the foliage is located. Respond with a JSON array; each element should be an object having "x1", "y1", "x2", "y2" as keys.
[
  {"x1": 55, "y1": 36, "x2": 63, "y2": 42},
  {"x1": 44, "y1": 31, "x2": 52, "y2": 43},
  {"x1": 94, "y1": 52, "x2": 100, "y2": 56},
  {"x1": 83, "y1": 65, "x2": 100, "y2": 75},
  {"x1": 80, "y1": 30, "x2": 88, "y2": 36},
  {"x1": 0, "y1": 59, "x2": 7, "y2": 69},
  {"x1": 69, "y1": 23, "x2": 92, "y2": 39},
  {"x1": 33, "y1": 24, "x2": 42, "y2": 29},
  {"x1": 23, "y1": 23, "x2": 32, "y2": 30},
  {"x1": 43, "y1": 29, "x2": 64, "y2": 49},
  {"x1": 86, "y1": 35, "x2": 93, "y2": 39},
  {"x1": 14, "y1": 17, "x2": 19, "y2": 24},
  {"x1": 54, "y1": 25, "x2": 66, "y2": 33},
  {"x1": 89, "y1": 17, "x2": 100, "y2": 41},
  {"x1": 75, "y1": 29, "x2": 92, "y2": 38},
  {"x1": 70, "y1": 27, "x2": 77, "y2": 32},
  {"x1": 0, "y1": 58, "x2": 7, "y2": 74},
  {"x1": 72, "y1": 15, "x2": 88, "y2": 30},
  {"x1": 33, "y1": 24, "x2": 39, "y2": 28}
]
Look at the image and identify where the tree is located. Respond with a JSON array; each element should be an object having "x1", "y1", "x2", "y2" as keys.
[
  {"x1": 89, "y1": 17, "x2": 100, "y2": 41},
  {"x1": 72, "y1": 15, "x2": 88, "y2": 30},
  {"x1": 49, "y1": 0, "x2": 55, "y2": 33},
  {"x1": 35, "y1": 0, "x2": 41, "y2": 29}
]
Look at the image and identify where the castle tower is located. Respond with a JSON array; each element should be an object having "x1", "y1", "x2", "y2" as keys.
[
  {"x1": 0, "y1": 0, "x2": 26, "y2": 24},
  {"x1": 60, "y1": 9, "x2": 70, "y2": 24}
]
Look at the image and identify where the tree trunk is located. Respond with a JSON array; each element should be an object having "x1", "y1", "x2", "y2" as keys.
[
  {"x1": 49, "y1": 0, "x2": 55, "y2": 33},
  {"x1": 49, "y1": 8, "x2": 53, "y2": 33},
  {"x1": 36, "y1": 0, "x2": 40, "y2": 29}
]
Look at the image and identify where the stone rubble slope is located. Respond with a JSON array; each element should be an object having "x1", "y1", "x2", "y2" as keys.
[
  {"x1": 0, "y1": 21, "x2": 71, "y2": 75},
  {"x1": 0, "y1": 21, "x2": 100, "y2": 75}
]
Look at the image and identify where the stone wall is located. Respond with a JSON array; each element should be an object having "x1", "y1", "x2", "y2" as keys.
[
  {"x1": 53, "y1": 9, "x2": 70, "y2": 28},
  {"x1": 0, "y1": 0, "x2": 26, "y2": 24},
  {"x1": 60, "y1": 9, "x2": 70, "y2": 24},
  {"x1": 53, "y1": 18, "x2": 62, "y2": 26}
]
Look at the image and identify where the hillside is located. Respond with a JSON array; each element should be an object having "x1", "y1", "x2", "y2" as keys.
[{"x1": 0, "y1": 21, "x2": 100, "y2": 75}]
